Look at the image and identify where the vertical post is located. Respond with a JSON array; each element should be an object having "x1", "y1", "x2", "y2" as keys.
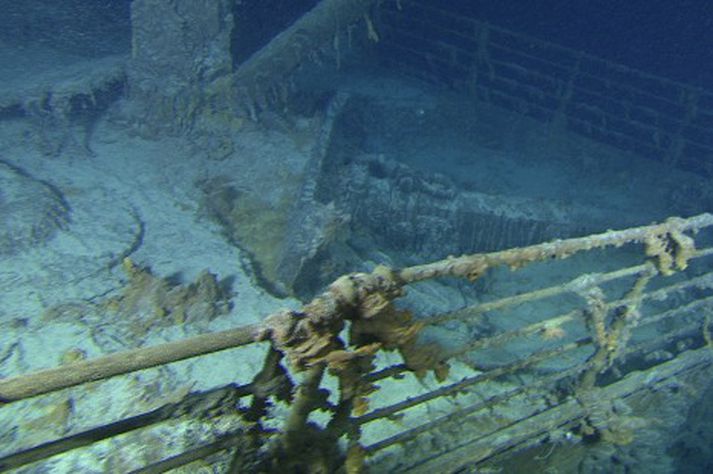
[{"x1": 127, "y1": 0, "x2": 234, "y2": 134}]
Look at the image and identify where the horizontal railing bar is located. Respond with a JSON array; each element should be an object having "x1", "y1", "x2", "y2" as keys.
[
  {"x1": 443, "y1": 311, "x2": 580, "y2": 362},
  {"x1": 365, "y1": 363, "x2": 409, "y2": 383},
  {"x1": 399, "y1": 213, "x2": 713, "y2": 283},
  {"x1": 384, "y1": 53, "x2": 713, "y2": 156},
  {"x1": 400, "y1": 0, "x2": 713, "y2": 105},
  {"x1": 129, "y1": 432, "x2": 241, "y2": 474},
  {"x1": 442, "y1": 269, "x2": 713, "y2": 358},
  {"x1": 624, "y1": 320, "x2": 710, "y2": 361},
  {"x1": 429, "y1": 263, "x2": 651, "y2": 325},
  {"x1": 0, "y1": 384, "x2": 251, "y2": 472},
  {"x1": 366, "y1": 269, "x2": 713, "y2": 386},
  {"x1": 0, "y1": 324, "x2": 262, "y2": 403},
  {"x1": 366, "y1": 268, "x2": 712, "y2": 385},
  {"x1": 407, "y1": 343, "x2": 712, "y2": 473},
  {"x1": 365, "y1": 312, "x2": 708, "y2": 456},
  {"x1": 384, "y1": 20, "x2": 711, "y2": 136},
  {"x1": 644, "y1": 267, "x2": 713, "y2": 298},
  {"x1": 364, "y1": 365, "x2": 581, "y2": 454},
  {"x1": 641, "y1": 294, "x2": 713, "y2": 329},
  {"x1": 356, "y1": 338, "x2": 591, "y2": 425},
  {"x1": 361, "y1": 290, "x2": 711, "y2": 428},
  {"x1": 385, "y1": 18, "x2": 713, "y2": 138}
]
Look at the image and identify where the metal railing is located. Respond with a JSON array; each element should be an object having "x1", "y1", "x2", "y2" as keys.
[
  {"x1": 378, "y1": 0, "x2": 713, "y2": 175},
  {"x1": 1, "y1": 214, "x2": 713, "y2": 472}
]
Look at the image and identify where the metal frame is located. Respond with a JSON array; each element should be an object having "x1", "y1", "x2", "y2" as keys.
[{"x1": 378, "y1": 0, "x2": 713, "y2": 175}]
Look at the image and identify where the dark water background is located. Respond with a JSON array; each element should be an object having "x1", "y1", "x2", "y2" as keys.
[
  {"x1": 1, "y1": 1, "x2": 710, "y2": 87},
  {"x1": 452, "y1": 0, "x2": 713, "y2": 87}
]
